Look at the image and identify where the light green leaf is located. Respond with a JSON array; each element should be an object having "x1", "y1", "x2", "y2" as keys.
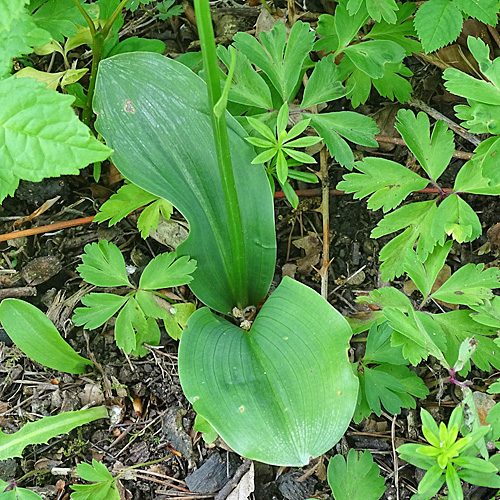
[
  {"x1": 133, "y1": 316, "x2": 160, "y2": 357},
  {"x1": 367, "y1": 3, "x2": 421, "y2": 55},
  {"x1": 193, "y1": 414, "x2": 218, "y2": 444},
  {"x1": 337, "y1": 157, "x2": 428, "y2": 212},
  {"x1": 163, "y1": 302, "x2": 196, "y2": 341},
  {"x1": 107, "y1": 36, "x2": 166, "y2": 57},
  {"x1": 327, "y1": 449, "x2": 386, "y2": 500},
  {"x1": 94, "y1": 183, "x2": 158, "y2": 226},
  {"x1": 0, "y1": 407, "x2": 107, "y2": 459},
  {"x1": 0, "y1": 10, "x2": 51, "y2": 78},
  {"x1": 395, "y1": 110, "x2": 454, "y2": 182},
  {"x1": 431, "y1": 263, "x2": 500, "y2": 306},
  {"x1": 444, "y1": 69, "x2": 500, "y2": 106},
  {"x1": 0, "y1": 0, "x2": 28, "y2": 32},
  {"x1": 300, "y1": 54, "x2": 346, "y2": 109},
  {"x1": 139, "y1": 253, "x2": 196, "y2": 290},
  {"x1": 307, "y1": 112, "x2": 378, "y2": 167},
  {"x1": 282, "y1": 148, "x2": 316, "y2": 164},
  {"x1": 137, "y1": 198, "x2": 173, "y2": 239},
  {"x1": 364, "y1": 322, "x2": 407, "y2": 365},
  {"x1": 470, "y1": 296, "x2": 500, "y2": 328},
  {"x1": 343, "y1": 40, "x2": 405, "y2": 79},
  {"x1": 15, "y1": 66, "x2": 88, "y2": 90},
  {"x1": 0, "y1": 77, "x2": 111, "y2": 202},
  {"x1": 76, "y1": 459, "x2": 114, "y2": 483},
  {"x1": 417, "y1": 465, "x2": 446, "y2": 497},
  {"x1": 115, "y1": 296, "x2": 147, "y2": 354},
  {"x1": 179, "y1": 277, "x2": 358, "y2": 466},
  {"x1": 0, "y1": 299, "x2": 93, "y2": 374},
  {"x1": 414, "y1": 0, "x2": 463, "y2": 53},
  {"x1": 372, "y1": 63, "x2": 413, "y2": 104},
  {"x1": 73, "y1": 293, "x2": 128, "y2": 330},
  {"x1": 467, "y1": 36, "x2": 500, "y2": 89},
  {"x1": 431, "y1": 194, "x2": 482, "y2": 244},
  {"x1": 453, "y1": 0, "x2": 498, "y2": 26},
  {"x1": 78, "y1": 240, "x2": 132, "y2": 288},
  {"x1": 94, "y1": 52, "x2": 276, "y2": 314}
]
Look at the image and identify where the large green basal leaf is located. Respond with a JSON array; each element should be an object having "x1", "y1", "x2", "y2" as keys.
[
  {"x1": 178, "y1": 277, "x2": 359, "y2": 466},
  {"x1": 94, "y1": 53, "x2": 276, "y2": 314}
]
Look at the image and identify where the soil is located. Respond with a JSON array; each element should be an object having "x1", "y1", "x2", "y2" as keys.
[{"x1": 1, "y1": 2, "x2": 500, "y2": 500}]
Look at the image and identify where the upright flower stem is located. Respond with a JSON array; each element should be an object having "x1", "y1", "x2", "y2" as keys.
[
  {"x1": 73, "y1": 0, "x2": 130, "y2": 126},
  {"x1": 193, "y1": 0, "x2": 246, "y2": 305}
]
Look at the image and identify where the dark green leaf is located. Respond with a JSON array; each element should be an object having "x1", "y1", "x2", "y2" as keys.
[
  {"x1": 94, "y1": 53, "x2": 276, "y2": 314},
  {"x1": 179, "y1": 277, "x2": 358, "y2": 466},
  {"x1": 31, "y1": 0, "x2": 84, "y2": 41},
  {"x1": 139, "y1": 253, "x2": 196, "y2": 290},
  {"x1": 107, "y1": 36, "x2": 166, "y2": 57}
]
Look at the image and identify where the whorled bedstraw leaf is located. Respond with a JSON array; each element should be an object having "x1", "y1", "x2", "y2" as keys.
[
  {"x1": 414, "y1": 0, "x2": 463, "y2": 53},
  {"x1": 337, "y1": 157, "x2": 428, "y2": 212},
  {"x1": 307, "y1": 112, "x2": 378, "y2": 168},
  {"x1": 366, "y1": 2, "x2": 421, "y2": 55},
  {"x1": 431, "y1": 194, "x2": 482, "y2": 244},
  {"x1": 395, "y1": 110, "x2": 455, "y2": 182},
  {"x1": 217, "y1": 45, "x2": 273, "y2": 110},
  {"x1": 73, "y1": 293, "x2": 129, "y2": 330},
  {"x1": 327, "y1": 449, "x2": 386, "y2": 500},
  {"x1": 342, "y1": 40, "x2": 405, "y2": 79},
  {"x1": 77, "y1": 240, "x2": 132, "y2": 288},
  {"x1": 404, "y1": 242, "x2": 453, "y2": 300},
  {"x1": 300, "y1": 54, "x2": 346, "y2": 109},
  {"x1": 71, "y1": 459, "x2": 120, "y2": 500},
  {"x1": 0, "y1": 407, "x2": 108, "y2": 460},
  {"x1": 0, "y1": 77, "x2": 111, "y2": 202},
  {"x1": 94, "y1": 182, "x2": 159, "y2": 226},
  {"x1": 139, "y1": 253, "x2": 196, "y2": 290},
  {"x1": 431, "y1": 263, "x2": 500, "y2": 306},
  {"x1": 314, "y1": 2, "x2": 368, "y2": 54}
]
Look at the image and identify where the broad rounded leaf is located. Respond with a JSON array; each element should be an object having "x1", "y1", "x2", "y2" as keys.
[
  {"x1": 178, "y1": 277, "x2": 358, "y2": 466},
  {"x1": 94, "y1": 53, "x2": 276, "y2": 314},
  {"x1": 0, "y1": 299, "x2": 93, "y2": 374}
]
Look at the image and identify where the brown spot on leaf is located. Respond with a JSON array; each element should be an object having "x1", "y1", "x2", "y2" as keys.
[
  {"x1": 454, "y1": 290, "x2": 464, "y2": 295},
  {"x1": 124, "y1": 100, "x2": 135, "y2": 113}
]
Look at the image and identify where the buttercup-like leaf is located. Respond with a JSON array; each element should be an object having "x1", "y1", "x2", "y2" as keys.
[
  {"x1": 73, "y1": 293, "x2": 129, "y2": 330},
  {"x1": 179, "y1": 277, "x2": 358, "y2": 466},
  {"x1": 139, "y1": 253, "x2": 196, "y2": 290}
]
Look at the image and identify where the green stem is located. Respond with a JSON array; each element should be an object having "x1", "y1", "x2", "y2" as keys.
[
  {"x1": 75, "y1": 0, "x2": 130, "y2": 126},
  {"x1": 194, "y1": 0, "x2": 246, "y2": 306}
]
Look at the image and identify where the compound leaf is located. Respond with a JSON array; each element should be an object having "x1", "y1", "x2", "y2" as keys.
[
  {"x1": 179, "y1": 277, "x2": 358, "y2": 466},
  {"x1": 307, "y1": 112, "x2": 378, "y2": 168},
  {"x1": 431, "y1": 194, "x2": 482, "y2": 244},
  {"x1": 300, "y1": 54, "x2": 346, "y2": 109},
  {"x1": 414, "y1": 0, "x2": 463, "y2": 53},
  {"x1": 31, "y1": 0, "x2": 84, "y2": 41},
  {"x1": 364, "y1": 322, "x2": 407, "y2": 365},
  {"x1": 77, "y1": 240, "x2": 132, "y2": 288},
  {"x1": 139, "y1": 253, "x2": 196, "y2": 290},
  {"x1": 115, "y1": 296, "x2": 147, "y2": 354},
  {"x1": 0, "y1": 77, "x2": 111, "y2": 202},
  {"x1": 137, "y1": 198, "x2": 173, "y2": 239},
  {"x1": 343, "y1": 40, "x2": 405, "y2": 79},
  {"x1": 94, "y1": 182, "x2": 159, "y2": 226},
  {"x1": 73, "y1": 293, "x2": 128, "y2": 330},
  {"x1": 0, "y1": 298, "x2": 93, "y2": 374},
  {"x1": 395, "y1": 110, "x2": 454, "y2": 182},
  {"x1": 431, "y1": 263, "x2": 500, "y2": 306},
  {"x1": 0, "y1": 407, "x2": 107, "y2": 459},
  {"x1": 327, "y1": 449, "x2": 386, "y2": 500},
  {"x1": 338, "y1": 157, "x2": 428, "y2": 212},
  {"x1": 71, "y1": 460, "x2": 120, "y2": 500}
]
